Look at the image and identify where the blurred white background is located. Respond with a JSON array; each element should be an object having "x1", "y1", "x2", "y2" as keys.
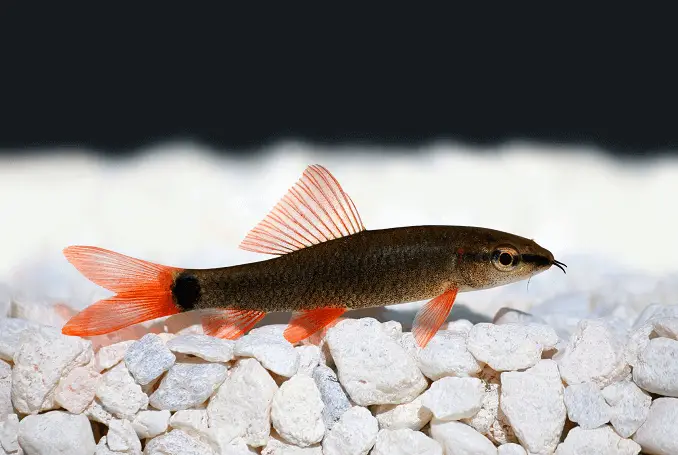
[{"x1": 1, "y1": 141, "x2": 677, "y2": 333}]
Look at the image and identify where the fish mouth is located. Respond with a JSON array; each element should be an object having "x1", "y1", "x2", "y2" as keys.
[{"x1": 521, "y1": 254, "x2": 567, "y2": 274}]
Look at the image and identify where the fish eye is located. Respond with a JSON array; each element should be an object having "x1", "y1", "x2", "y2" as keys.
[{"x1": 491, "y1": 246, "x2": 519, "y2": 271}]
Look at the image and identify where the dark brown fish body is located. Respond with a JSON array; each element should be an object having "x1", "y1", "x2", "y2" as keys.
[{"x1": 176, "y1": 225, "x2": 555, "y2": 313}]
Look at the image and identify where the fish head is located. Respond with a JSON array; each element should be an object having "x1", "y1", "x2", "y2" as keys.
[{"x1": 454, "y1": 227, "x2": 564, "y2": 291}]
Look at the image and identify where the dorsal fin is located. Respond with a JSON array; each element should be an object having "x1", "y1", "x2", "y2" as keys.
[{"x1": 239, "y1": 164, "x2": 366, "y2": 255}]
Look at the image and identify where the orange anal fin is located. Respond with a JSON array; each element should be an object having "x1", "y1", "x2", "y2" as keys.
[
  {"x1": 284, "y1": 307, "x2": 347, "y2": 344},
  {"x1": 62, "y1": 291, "x2": 180, "y2": 337},
  {"x1": 61, "y1": 245, "x2": 182, "y2": 337},
  {"x1": 201, "y1": 309, "x2": 266, "y2": 339},
  {"x1": 412, "y1": 288, "x2": 459, "y2": 348},
  {"x1": 239, "y1": 165, "x2": 366, "y2": 256},
  {"x1": 305, "y1": 316, "x2": 347, "y2": 345}
]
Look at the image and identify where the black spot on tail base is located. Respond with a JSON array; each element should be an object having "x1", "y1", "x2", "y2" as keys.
[{"x1": 172, "y1": 272, "x2": 201, "y2": 311}]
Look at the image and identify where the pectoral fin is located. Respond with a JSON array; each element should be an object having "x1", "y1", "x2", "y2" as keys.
[{"x1": 412, "y1": 288, "x2": 459, "y2": 348}]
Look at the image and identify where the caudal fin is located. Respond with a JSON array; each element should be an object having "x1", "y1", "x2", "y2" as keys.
[{"x1": 62, "y1": 246, "x2": 182, "y2": 336}]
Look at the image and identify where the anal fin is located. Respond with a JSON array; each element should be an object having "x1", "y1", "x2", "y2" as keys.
[
  {"x1": 412, "y1": 288, "x2": 459, "y2": 348},
  {"x1": 283, "y1": 307, "x2": 347, "y2": 344},
  {"x1": 201, "y1": 309, "x2": 266, "y2": 339}
]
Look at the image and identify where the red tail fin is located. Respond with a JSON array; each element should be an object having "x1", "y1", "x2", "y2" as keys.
[{"x1": 62, "y1": 246, "x2": 182, "y2": 337}]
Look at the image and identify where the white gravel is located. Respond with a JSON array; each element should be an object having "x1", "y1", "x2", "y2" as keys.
[
  {"x1": 374, "y1": 396, "x2": 432, "y2": 431},
  {"x1": 326, "y1": 318, "x2": 427, "y2": 406},
  {"x1": 421, "y1": 377, "x2": 486, "y2": 420},
  {"x1": 3, "y1": 298, "x2": 678, "y2": 454},
  {"x1": 166, "y1": 334, "x2": 235, "y2": 363},
  {"x1": 563, "y1": 382, "x2": 612, "y2": 429}
]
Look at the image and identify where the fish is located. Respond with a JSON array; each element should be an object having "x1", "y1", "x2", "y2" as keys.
[{"x1": 60, "y1": 164, "x2": 566, "y2": 347}]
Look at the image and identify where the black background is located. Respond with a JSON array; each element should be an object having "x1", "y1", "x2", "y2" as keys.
[{"x1": 1, "y1": 5, "x2": 676, "y2": 159}]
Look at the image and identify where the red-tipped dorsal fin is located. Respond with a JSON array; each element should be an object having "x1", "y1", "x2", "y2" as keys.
[
  {"x1": 61, "y1": 246, "x2": 182, "y2": 337},
  {"x1": 201, "y1": 309, "x2": 266, "y2": 339},
  {"x1": 412, "y1": 288, "x2": 459, "y2": 348},
  {"x1": 283, "y1": 307, "x2": 347, "y2": 344},
  {"x1": 239, "y1": 165, "x2": 366, "y2": 255}
]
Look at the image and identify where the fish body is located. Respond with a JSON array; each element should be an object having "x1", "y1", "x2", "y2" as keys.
[
  {"x1": 61, "y1": 165, "x2": 565, "y2": 347},
  {"x1": 180, "y1": 225, "x2": 553, "y2": 313}
]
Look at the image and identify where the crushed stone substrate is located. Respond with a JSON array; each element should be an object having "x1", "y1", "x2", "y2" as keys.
[{"x1": 1, "y1": 304, "x2": 678, "y2": 455}]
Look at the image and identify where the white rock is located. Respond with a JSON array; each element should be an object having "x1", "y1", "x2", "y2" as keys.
[
  {"x1": 466, "y1": 323, "x2": 550, "y2": 371},
  {"x1": 84, "y1": 399, "x2": 114, "y2": 424},
  {"x1": 601, "y1": 380, "x2": 651, "y2": 438},
  {"x1": 54, "y1": 366, "x2": 101, "y2": 414},
  {"x1": 556, "y1": 319, "x2": 630, "y2": 388},
  {"x1": 407, "y1": 331, "x2": 482, "y2": 381},
  {"x1": 0, "y1": 285, "x2": 9, "y2": 319},
  {"x1": 132, "y1": 410, "x2": 171, "y2": 439},
  {"x1": 312, "y1": 364, "x2": 351, "y2": 430},
  {"x1": 184, "y1": 426, "x2": 255, "y2": 455},
  {"x1": 0, "y1": 414, "x2": 19, "y2": 454},
  {"x1": 488, "y1": 408, "x2": 519, "y2": 446},
  {"x1": 462, "y1": 381, "x2": 500, "y2": 435},
  {"x1": 632, "y1": 397, "x2": 678, "y2": 455},
  {"x1": 374, "y1": 396, "x2": 432, "y2": 431},
  {"x1": 497, "y1": 444, "x2": 527, "y2": 455},
  {"x1": 208, "y1": 436, "x2": 258, "y2": 455},
  {"x1": 440, "y1": 319, "x2": 474, "y2": 334},
  {"x1": 0, "y1": 318, "x2": 40, "y2": 362},
  {"x1": 371, "y1": 428, "x2": 442, "y2": 455},
  {"x1": 18, "y1": 411, "x2": 96, "y2": 455},
  {"x1": 555, "y1": 425, "x2": 641, "y2": 455},
  {"x1": 489, "y1": 409, "x2": 518, "y2": 446},
  {"x1": 322, "y1": 406, "x2": 378, "y2": 455},
  {"x1": 326, "y1": 318, "x2": 427, "y2": 406},
  {"x1": 271, "y1": 374, "x2": 325, "y2": 447},
  {"x1": 156, "y1": 333, "x2": 176, "y2": 344},
  {"x1": 207, "y1": 358, "x2": 278, "y2": 447},
  {"x1": 493, "y1": 307, "x2": 547, "y2": 326},
  {"x1": 96, "y1": 436, "x2": 117, "y2": 455},
  {"x1": 626, "y1": 317, "x2": 678, "y2": 368},
  {"x1": 524, "y1": 324, "x2": 559, "y2": 351},
  {"x1": 11, "y1": 326, "x2": 92, "y2": 414},
  {"x1": 262, "y1": 433, "x2": 322, "y2": 455},
  {"x1": 95, "y1": 341, "x2": 135, "y2": 372},
  {"x1": 0, "y1": 361, "x2": 11, "y2": 419},
  {"x1": 633, "y1": 337, "x2": 678, "y2": 397},
  {"x1": 96, "y1": 362, "x2": 149, "y2": 420},
  {"x1": 144, "y1": 429, "x2": 214, "y2": 455},
  {"x1": 108, "y1": 418, "x2": 142, "y2": 455},
  {"x1": 166, "y1": 334, "x2": 235, "y2": 363},
  {"x1": 652, "y1": 317, "x2": 678, "y2": 338},
  {"x1": 124, "y1": 334, "x2": 176, "y2": 386},
  {"x1": 421, "y1": 377, "x2": 486, "y2": 420},
  {"x1": 633, "y1": 304, "x2": 678, "y2": 329},
  {"x1": 169, "y1": 409, "x2": 209, "y2": 434},
  {"x1": 234, "y1": 329, "x2": 300, "y2": 377},
  {"x1": 429, "y1": 419, "x2": 497, "y2": 455},
  {"x1": 563, "y1": 383, "x2": 611, "y2": 429},
  {"x1": 500, "y1": 360, "x2": 566, "y2": 455},
  {"x1": 295, "y1": 346, "x2": 321, "y2": 376},
  {"x1": 149, "y1": 362, "x2": 227, "y2": 411},
  {"x1": 382, "y1": 321, "x2": 403, "y2": 340}
]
